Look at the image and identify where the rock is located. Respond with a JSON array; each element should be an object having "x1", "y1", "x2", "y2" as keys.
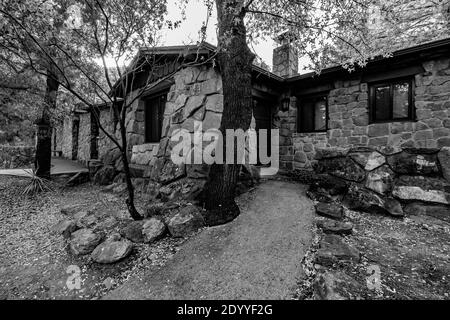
[
  {"x1": 121, "y1": 221, "x2": 145, "y2": 243},
  {"x1": 350, "y1": 151, "x2": 385, "y2": 171},
  {"x1": 365, "y1": 165, "x2": 395, "y2": 194},
  {"x1": 142, "y1": 218, "x2": 167, "y2": 243},
  {"x1": 306, "y1": 190, "x2": 335, "y2": 203},
  {"x1": 167, "y1": 205, "x2": 204, "y2": 237},
  {"x1": 313, "y1": 270, "x2": 361, "y2": 300},
  {"x1": 159, "y1": 178, "x2": 206, "y2": 203},
  {"x1": 317, "y1": 219, "x2": 353, "y2": 235},
  {"x1": 94, "y1": 216, "x2": 119, "y2": 233},
  {"x1": 438, "y1": 147, "x2": 450, "y2": 182},
  {"x1": 404, "y1": 202, "x2": 450, "y2": 223},
  {"x1": 315, "y1": 203, "x2": 344, "y2": 220},
  {"x1": 93, "y1": 166, "x2": 116, "y2": 185},
  {"x1": 344, "y1": 185, "x2": 404, "y2": 217},
  {"x1": 315, "y1": 234, "x2": 360, "y2": 266},
  {"x1": 60, "y1": 205, "x2": 83, "y2": 216},
  {"x1": 69, "y1": 229, "x2": 103, "y2": 256},
  {"x1": 310, "y1": 174, "x2": 349, "y2": 196},
  {"x1": 393, "y1": 186, "x2": 449, "y2": 205},
  {"x1": 315, "y1": 147, "x2": 349, "y2": 159},
  {"x1": 102, "y1": 277, "x2": 116, "y2": 290},
  {"x1": 106, "y1": 232, "x2": 122, "y2": 242},
  {"x1": 315, "y1": 157, "x2": 366, "y2": 182},
  {"x1": 51, "y1": 219, "x2": 78, "y2": 239},
  {"x1": 144, "y1": 202, "x2": 166, "y2": 218},
  {"x1": 91, "y1": 240, "x2": 133, "y2": 264},
  {"x1": 392, "y1": 176, "x2": 450, "y2": 205},
  {"x1": 387, "y1": 152, "x2": 440, "y2": 176},
  {"x1": 159, "y1": 161, "x2": 186, "y2": 185}
]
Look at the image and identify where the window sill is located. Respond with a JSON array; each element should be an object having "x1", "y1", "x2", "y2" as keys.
[{"x1": 369, "y1": 119, "x2": 416, "y2": 124}]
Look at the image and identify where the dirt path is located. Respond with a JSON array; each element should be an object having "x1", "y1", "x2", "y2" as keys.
[{"x1": 105, "y1": 180, "x2": 314, "y2": 300}]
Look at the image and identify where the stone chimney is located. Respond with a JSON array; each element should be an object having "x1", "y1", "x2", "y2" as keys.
[{"x1": 272, "y1": 32, "x2": 299, "y2": 78}]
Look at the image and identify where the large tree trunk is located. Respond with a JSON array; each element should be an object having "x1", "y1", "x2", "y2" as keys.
[
  {"x1": 203, "y1": 0, "x2": 255, "y2": 226},
  {"x1": 35, "y1": 71, "x2": 58, "y2": 179},
  {"x1": 117, "y1": 104, "x2": 143, "y2": 221}
]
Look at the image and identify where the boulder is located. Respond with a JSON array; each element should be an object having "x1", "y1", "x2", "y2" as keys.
[
  {"x1": 69, "y1": 229, "x2": 103, "y2": 256},
  {"x1": 313, "y1": 270, "x2": 361, "y2": 300},
  {"x1": 310, "y1": 174, "x2": 348, "y2": 196},
  {"x1": 315, "y1": 234, "x2": 360, "y2": 266},
  {"x1": 93, "y1": 166, "x2": 116, "y2": 185},
  {"x1": 350, "y1": 151, "x2": 385, "y2": 171},
  {"x1": 438, "y1": 147, "x2": 450, "y2": 182},
  {"x1": 365, "y1": 165, "x2": 395, "y2": 194},
  {"x1": 344, "y1": 185, "x2": 404, "y2": 217},
  {"x1": 317, "y1": 219, "x2": 353, "y2": 235},
  {"x1": 168, "y1": 205, "x2": 204, "y2": 237},
  {"x1": 159, "y1": 178, "x2": 206, "y2": 203},
  {"x1": 51, "y1": 219, "x2": 78, "y2": 239},
  {"x1": 403, "y1": 202, "x2": 450, "y2": 223},
  {"x1": 121, "y1": 220, "x2": 145, "y2": 243},
  {"x1": 60, "y1": 205, "x2": 83, "y2": 216},
  {"x1": 91, "y1": 240, "x2": 134, "y2": 264},
  {"x1": 392, "y1": 176, "x2": 450, "y2": 205},
  {"x1": 315, "y1": 203, "x2": 344, "y2": 220},
  {"x1": 142, "y1": 218, "x2": 167, "y2": 243},
  {"x1": 159, "y1": 160, "x2": 186, "y2": 185},
  {"x1": 315, "y1": 157, "x2": 366, "y2": 182},
  {"x1": 387, "y1": 152, "x2": 440, "y2": 176}
]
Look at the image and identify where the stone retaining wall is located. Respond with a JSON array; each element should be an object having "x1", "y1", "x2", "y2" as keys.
[
  {"x1": 0, "y1": 145, "x2": 35, "y2": 169},
  {"x1": 278, "y1": 57, "x2": 450, "y2": 171},
  {"x1": 312, "y1": 146, "x2": 450, "y2": 210}
]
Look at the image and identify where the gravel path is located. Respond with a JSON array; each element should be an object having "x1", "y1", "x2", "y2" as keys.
[{"x1": 105, "y1": 180, "x2": 314, "y2": 300}]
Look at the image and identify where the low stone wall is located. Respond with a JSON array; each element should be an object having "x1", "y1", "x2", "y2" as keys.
[
  {"x1": 0, "y1": 145, "x2": 35, "y2": 169},
  {"x1": 131, "y1": 143, "x2": 159, "y2": 166},
  {"x1": 306, "y1": 146, "x2": 450, "y2": 216}
]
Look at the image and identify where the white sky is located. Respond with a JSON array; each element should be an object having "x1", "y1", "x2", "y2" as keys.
[{"x1": 161, "y1": 0, "x2": 276, "y2": 67}]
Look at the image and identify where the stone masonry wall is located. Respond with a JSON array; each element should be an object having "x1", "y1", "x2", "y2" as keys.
[
  {"x1": 278, "y1": 57, "x2": 450, "y2": 171},
  {"x1": 77, "y1": 113, "x2": 91, "y2": 163},
  {"x1": 142, "y1": 65, "x2": 224, "y2": 203},
  {"x1": 61, "y1": 116, "x2": 73, "y2": 159}
]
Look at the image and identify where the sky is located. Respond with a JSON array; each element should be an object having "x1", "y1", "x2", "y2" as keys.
[{"x1": 161, "y1": 0, "x2": 276, "y2": 67}]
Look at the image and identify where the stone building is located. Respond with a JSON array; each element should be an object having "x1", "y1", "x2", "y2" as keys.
[{"x1": 55, "y1": 38, "x2": 450, "y2": 203}]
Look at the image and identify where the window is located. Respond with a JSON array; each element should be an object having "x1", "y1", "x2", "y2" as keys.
[
  {"x1": 369, "y1": 78, "x2": 414, "y2": 123},
  {"x1": 297, "y1": 95, "x2": 328, "y2": 133},
  {"x1": 145, "y1": 92, "x2": 167, "y2": 143}
]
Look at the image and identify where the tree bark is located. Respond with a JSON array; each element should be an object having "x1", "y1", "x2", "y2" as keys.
[
  {"x1": 117, "y1": 103, "x2": 143, "y2": 221},
  {"x1": 35, "y1": 70, "x2": 58, "y2": 179},
  {"x1": 203, "y1": 0, "x2": 255, "y2": 226}
]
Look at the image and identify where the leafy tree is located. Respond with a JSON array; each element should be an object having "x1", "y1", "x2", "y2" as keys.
[
  {"x1": 0, "y1": 0, "x2": 173, "y2": 220},
  {"x1": 201, "y1": 0, "x2": 447, "y2": 224}
]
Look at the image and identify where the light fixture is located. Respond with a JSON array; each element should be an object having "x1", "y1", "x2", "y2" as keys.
[{"x1": 281, "y1": 98, "x2": 291, "y2": 112}]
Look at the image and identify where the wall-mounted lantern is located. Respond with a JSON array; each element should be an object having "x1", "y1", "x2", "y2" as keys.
[{"x1": 281, "y1": 98, "x2": 291, "y2": 112}]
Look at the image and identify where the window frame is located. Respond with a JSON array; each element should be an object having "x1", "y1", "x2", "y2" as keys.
[
  {"x1": 369, "y1": 77, "x2": 415, "y2": 124},
  {"x1": 144, "y1": 91, "x2": 167, "y2": 143},
  {"x1": 296, "y1": 93, "x2": 329, "y2": 133}
]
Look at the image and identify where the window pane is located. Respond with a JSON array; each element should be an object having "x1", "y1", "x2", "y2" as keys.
[
  {"x1": 375, "y1": 85, "x2": 390, "y2": 121},
  {"x1": 314, "y1": 100, "x2": 327, "y2": 131},
  {"x1": 393, "y1": 82, "x2": 409, "y2": 119},
  {"x1": 299, "y1": 101, "x2": 314, "y2": 132}
]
